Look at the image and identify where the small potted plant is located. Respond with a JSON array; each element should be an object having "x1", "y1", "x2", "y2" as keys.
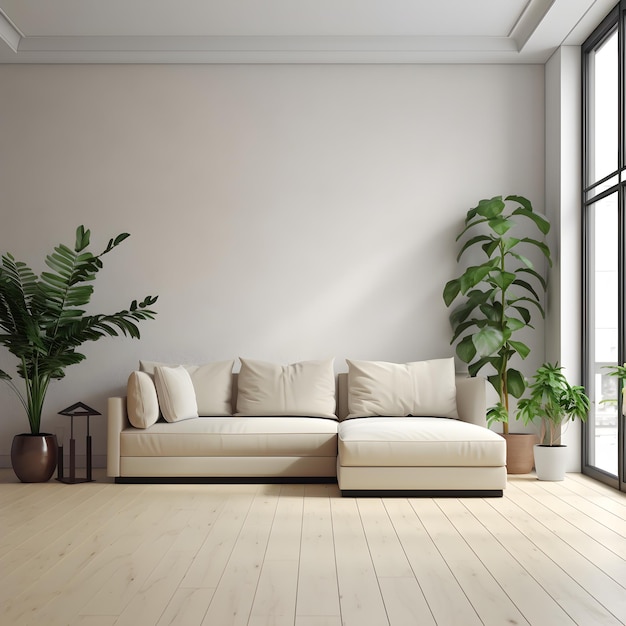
[{"x1": 516, "y1": 362, "x2": 589, "y2": 480}]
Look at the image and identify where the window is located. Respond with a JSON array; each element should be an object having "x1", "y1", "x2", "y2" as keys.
[{"x1": 583, "y1": 4, "x2": 624, "y2": 488}]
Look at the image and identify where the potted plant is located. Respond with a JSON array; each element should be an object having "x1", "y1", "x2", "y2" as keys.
[
  {"x1": 0, "y1": 226, "x2": 158, "y2": 482},
  {"x1": 442, "y1": 195, "x2": 552, "y2": 473},
  {"x1": 516, "y1": 362, "x2": 589, "y2": 480}
]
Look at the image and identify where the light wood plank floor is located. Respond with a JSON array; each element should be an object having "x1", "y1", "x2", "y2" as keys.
[{"x1": 1, "y1": 470, "x2": 626, "y2": 626}]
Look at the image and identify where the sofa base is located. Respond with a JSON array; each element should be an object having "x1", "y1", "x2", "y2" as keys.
[
  {"x1": 115, "y1": 455, "x2": 338, "y2": 479},
  {"x1": 341, "y1": 489, "x2": 503, "y2": 498},
  {"x1": 337, "y1": 465, "x2": 507, "y2": 492},
  {"x1": 115, "y1": 476, "x2": 337, "y2": 485}
]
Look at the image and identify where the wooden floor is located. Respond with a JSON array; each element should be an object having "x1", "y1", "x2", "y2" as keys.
[{"x1": 1, "y1": 471, "x2": 626, "y2": 626}]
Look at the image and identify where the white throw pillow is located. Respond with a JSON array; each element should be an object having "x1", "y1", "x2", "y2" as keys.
[
  {"x1": 236, "y1": 357, "x2": 337, "y2": 419},
  {"x1": 153, "y1": 365, "x2": 199, "y2": 423},
  {"x1": 346, "y1": 357, "x2": 458, "y2": 419},
  {"x1": 140, "y1": 359, "x2": 234, "y2": 415},
  {"x1": 126, "y1": 371, "x2": 160, "y2": 429}
]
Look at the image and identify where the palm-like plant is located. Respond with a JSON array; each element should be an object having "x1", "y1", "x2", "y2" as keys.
[
  {"x1": 443, "y1": 195, "x2": 551, "y2": 432},
  {"x1": 516, "y1": 362, "x2": 589, "y2": 446},
  {"x1": 0, "y1": 226, "x2": 158, "y2": 434}
]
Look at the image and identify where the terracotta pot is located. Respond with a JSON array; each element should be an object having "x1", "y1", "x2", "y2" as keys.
[
  {"x1": 10, "y1": 433, "x2": 58, "y2": 483},
  {"x1": 501, "y1": 433, "x2": 538, "y2": 474}
]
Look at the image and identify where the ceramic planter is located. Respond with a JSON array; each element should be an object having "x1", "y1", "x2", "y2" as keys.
[
  {"x1": 533, "y1": 444, "x2": 567, "y2": 481},
  {"x1": 10, "y1": 433, "x2": 58, "y2": 483},
  {"x1": 501, "y1": 433, "x2": 538, "y2": 474}
]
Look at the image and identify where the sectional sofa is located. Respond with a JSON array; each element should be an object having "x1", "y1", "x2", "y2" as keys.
[{"x1": 107, "y1": 357, "x2": 507, "y2": 496}]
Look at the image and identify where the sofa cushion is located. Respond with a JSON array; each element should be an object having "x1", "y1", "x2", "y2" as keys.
[
  {"x1": 236, "y1": 357, "x2": 336, "y2": 419},
  {"x1": 338, "y1": 417, "x2": 505, "y2": 467},
  {"x1": 345, "y1": 357, "x2": 458, "y2": 419},
  {"x1": 140, "y1": 359, "x2": 234, "y2": 415},
  {"x1": 126, "y1": 371, "x2": 159, "y2": 429},
  {"x1": 120, "y1": 416, "x2": 338, "y2": 457},
  {"x1": 154, "y1": 365, "x2": 199, "y2": 422}
]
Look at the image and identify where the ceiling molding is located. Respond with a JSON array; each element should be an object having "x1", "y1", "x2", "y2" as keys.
[
  {"x1": 0, "y1": 8, "x2": 21, "y2": 52},
  {"x1": 0, "y1": 34, "x2": 544, "y2": 64},
  {"x1": 0, "y1": 0, "x2": 616, "y2": 65}
]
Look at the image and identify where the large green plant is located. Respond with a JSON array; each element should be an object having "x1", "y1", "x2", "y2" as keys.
[
  {"x1": 516, "y1": 362, "x2": 589, "y2": 445},
  {"x1": 442, "y1": 195, "x2": 551, "y2": 432},
  {"x1": 0, "y1": 226, "x2": 158, "y2": 434}
]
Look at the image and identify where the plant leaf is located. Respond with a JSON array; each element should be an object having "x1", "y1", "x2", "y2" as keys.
[{"x1": 506, "y1": 368, "x2": 526, "y2": 398}]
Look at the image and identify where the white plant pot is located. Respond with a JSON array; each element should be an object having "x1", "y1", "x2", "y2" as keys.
[{"x1": 533, "y1": 444, "x2": 567, "y2": 481}]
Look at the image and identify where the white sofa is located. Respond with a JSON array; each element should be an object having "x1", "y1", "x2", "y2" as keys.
[{"x1": 107, "y1": 358, "x2": 506, "y2": 496}]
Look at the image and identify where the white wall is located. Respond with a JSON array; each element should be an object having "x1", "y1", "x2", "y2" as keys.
[
  {"x1": 0, "y1": 64, "x2": 545, "y2": 465},
  {"x1": 545, "y1": 47, "x2": 583, "y2": 470}
]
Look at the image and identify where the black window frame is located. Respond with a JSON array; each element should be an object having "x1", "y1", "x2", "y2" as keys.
[{"x1": 582, "y1": 2, "x2": 625, "y2": 490}]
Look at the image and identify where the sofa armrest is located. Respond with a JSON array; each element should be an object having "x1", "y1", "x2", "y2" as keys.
[
  {"x1": 455, "y1": 376, "x2": 487, "y2": 428},
  {"x1": 107, "y1": 397, "x2": 129, "y2": 477}
]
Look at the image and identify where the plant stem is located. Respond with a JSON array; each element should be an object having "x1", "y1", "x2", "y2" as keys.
[{"x1": 499, "y1": 239, "x2": 510, "y2": 435}]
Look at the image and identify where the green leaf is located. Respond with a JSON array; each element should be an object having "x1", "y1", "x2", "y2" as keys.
[
  {"x1": 511, "y1": 207, "x2": 551, "y2": 235},
  {"x1": 491, "y1": 270, "x2": 516, "y2": 291},
  {"x1": 456, "y1": 335, "x2": 477, "y2": 363},
  {"x1": 473, "y1": 327, "x2": 504, "y2": 358},
  {"x1": 508, "y1": 340, "x2": 531, "y2": 359},
  {"x1": 519, "y1": 237, "x2": 552, "y2": 265},
  {"x1": 505, "y1": 195, "x2": 532, "y2": 211},
  {"x1": 474, "y1": 196, "x2": 505, "y2": 219},
  {"x1": 443, "y1": 279, "x2": 460, "y2": 307},
  {"x1": 506, "y1": 368, "x2": 526, "y2": 398},
  {"x1": 450, "y1": 318, "x2": 482, "y2": 343},
  {"x1": 512, "y1": 278, "x2": 541, "y2": 301},
  {"x1": 75, "y1": 226, "x2": 91, "y2": 252},
  {"x1": 488, "y1": 216, "x2": 514, "y2": 236},
  {"x1": 487, "y1": 402, "x2": 509, "y2": 427},
  {"x1": 502, "y1": 237, "x2": 521, "y2": 252},
  {"x1": 508, "y1": 251, "x2": 534, "y2": 270},
  {"x1": 481, "y1": 239, "x2": 500, "y2": 258},
  {"x1": 456, "y1": 235, "x2": 492, "y2": 261},
  {"x1": 517, "y1": 267, "x2": 547, "y2": 291},
  {"x1": 479, "y1": 302, "x2": 501, "y2": 323},
  {"x1": 459, "y1": 265, "x2": 493, "y2": 294},
  {"x1": 504, "y1": 316, "x2": 525, "y2": 332},
  {"x1": 468, "y1": 357, "x2": 491, "y2": 377},
  {"x1": 509, "y1": 295, "x2": 545, "y2": 317},
  {"x1": 449, "y1": 289, "x2": 493, "y2": 327},
  {"x1": 511, "y1": 305, "x2": 531, "y2": 324}
]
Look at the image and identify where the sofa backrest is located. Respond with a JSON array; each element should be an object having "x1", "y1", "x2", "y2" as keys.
[{"x1": 230, "y1": 372, "x2": 486, "y2": 426}]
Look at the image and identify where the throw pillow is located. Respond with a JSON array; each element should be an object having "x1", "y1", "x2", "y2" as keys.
[
  {"x1": 346, "y1": 357, "x2": 458, "y2": 419},
  {"x1": 126, "y1": 370, "x2": 160, "y2": 429},
  {"x1": 236, "y1": 357, "x2": 336, "y2": 419},
  {"x1": 140, "y1": 359, "x2": 234, "y2": 415},
  {"x1": 153, "y1": 365, "x2": 199, "y2": 423}
]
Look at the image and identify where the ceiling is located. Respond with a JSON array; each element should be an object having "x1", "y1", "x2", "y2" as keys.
[{"x1": 0, "y1": 0, "x2": 617, "y2": 64}]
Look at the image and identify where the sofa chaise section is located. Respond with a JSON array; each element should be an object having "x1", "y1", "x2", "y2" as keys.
[{"x1": 336, "y1": 373, "x2": 507, "y2": 496}]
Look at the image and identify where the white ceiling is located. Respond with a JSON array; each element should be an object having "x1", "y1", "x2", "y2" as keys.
[{"x1": 0, "y1": 0, "x2": 617, "y2": 64}]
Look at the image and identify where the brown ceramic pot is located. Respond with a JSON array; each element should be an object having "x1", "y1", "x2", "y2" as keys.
[
  {"x1": 501, "y1": 433, "x2": 538, "y2": 474},
  {"x1": 10, "y1": 433, "x2": 58, "y2": 483}
]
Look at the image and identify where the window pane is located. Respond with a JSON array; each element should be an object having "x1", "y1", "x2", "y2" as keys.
[
  {"x1": 588, "y1": 28, "x2": 618, "y2": 185},
  {"x1": 587, "y1": 193, "x2": 618, "y2": 476}
]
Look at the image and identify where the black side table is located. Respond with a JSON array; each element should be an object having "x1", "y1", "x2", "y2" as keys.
[{"x1": 57, "y1": 402, "x2": 102, "y2": 484}]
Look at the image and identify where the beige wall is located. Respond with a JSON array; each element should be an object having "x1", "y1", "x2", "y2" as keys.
[{"x1": 0, "y1": 63, "x2": 545, "y2": 464}]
